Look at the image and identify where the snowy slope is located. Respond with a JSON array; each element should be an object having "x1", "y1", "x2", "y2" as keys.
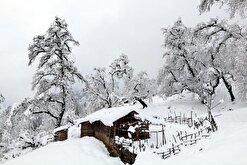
[
  {"x1": 3, "y1": 137, "x2": 123, "y2": 165},
  {"x1": 2, "y1": 92, "x2": 247, "y2": 165},
  {"x1": 134, "y1": 105, "x2": 247, "y2": 165}
]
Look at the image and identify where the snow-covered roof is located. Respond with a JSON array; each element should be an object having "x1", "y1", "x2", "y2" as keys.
[
  {"x1": 75, "y1": 106, "x2": 138, "y2": 127},
  {"x1": 53, "y1": 124, "x2": 70, "y2": 133}
]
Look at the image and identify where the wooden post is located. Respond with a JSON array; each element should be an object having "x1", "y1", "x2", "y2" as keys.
[
  {"x1": 0, "y1": 131, "x2": 2, "y2": 142},
  {"x1": 183, "y1": 113, "x2": 185, "y2": 124},
  {"x1": 139, "y1": 139, "x2": 142, "y2": 152},
  {"x1": 180, "y1": 112, "x2": 182, "y2": 124},
  {"x1": 174, "y1": 112, "x2": 176, "y2": 123},
  {"x1": 164, "y1": 132, "x2": 167, "y2": 145},
  {"x1": 113, "y1": 126, "x2": 116, "y2": 143},
  {"x1": 172, "y1": 143, "x2": 175, "y2": 154},
  {"x1": 177, "y1": 131, "x2": 181, "y2": 140},
  {"x1": 162, "y1": 125, "x2": 165, "y2": 145},
  {"x1": 191, "y1": 111, "x2": 193, "y2": 127},
  {"x1": 173, "y1": 135, "x2": 177, "y2": 144},
  {"x1": 133, "y1": 144, "x2": 135, "y2": 154},
  {"x1": 156, "y1": 132, "x2": 159, "y2": 148}
]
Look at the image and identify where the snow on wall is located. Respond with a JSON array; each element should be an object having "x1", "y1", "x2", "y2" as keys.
[{"x1": 68, "y1": 125, "x2": 81, "y2": 138}]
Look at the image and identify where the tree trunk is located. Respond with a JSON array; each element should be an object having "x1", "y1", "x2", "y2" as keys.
[
  {"x1": 56, "y1": 52, "x2": 67, "y2": 128},
  {"x1": 221, "y1": 75, "x2": 235, "y2": 102},
  {"x1": 135, "y1": 97, "x2": 147, "y2": 109},
  {"x1": 184, "y1": 58, "x2": 195, "y2": 77},
  {"x1": 56, "y1": 84, "x2": 67, "y2": 127},
  {"x1": 57, "y1": 103, "x2": 66, "y2": 127}
]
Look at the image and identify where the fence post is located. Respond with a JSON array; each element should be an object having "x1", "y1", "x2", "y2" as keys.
[
  {"x1": 177, "y1": 131, "x2": 181, "y2": 140},
  {"x1": 139, "y1": 139, "x2": 142, "y2": 152},
  {"x1": 191, "y1": 111, "x2": 193, "y2": 127},
  {"x1": 180, "y1": 112, "x2": 182, "y2": 124},
  {"x1": 173, "y1": 135, "x2": 177, "y2": 144},
  {"x1": 156, "y1": 132, "x2": 159, "y2": 148},
  {"x1": 113, "y1": 126, "x2": 116, "y2": 140},
  {"x1": 172, "y1": 143, "x2": 175, "y2": 154},
  {"x1": 183, "y1": 113, "x2": 185, "y2": 124},
  {"x1": 162, "y1": 125, "x2": 165, "y2": 145}
]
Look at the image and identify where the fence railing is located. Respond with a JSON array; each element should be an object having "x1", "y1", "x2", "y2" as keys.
[{"x1": 113, "y1": 110, "x2": 212, "y2": 161}]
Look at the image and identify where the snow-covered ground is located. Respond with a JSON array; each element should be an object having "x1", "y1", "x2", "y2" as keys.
[
  {"x1": 3, "y1": 92, "x2": 247, "y2": 165},
  {"x1": 3, "y1": 137, "x2": 123, "y2": 165},
  {"x1": 135, "y1": 106, "x2": 247, "y2": 165}
]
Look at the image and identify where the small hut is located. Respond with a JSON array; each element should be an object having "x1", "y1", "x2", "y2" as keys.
[
  {"x1": 53, "y1": 125, "x2": 69, "y2": 141},
  {"x1": 53, "y1": 106, "x2": 150, "y2": 164},
  {"x1": 77, "y1": 108, "x2": 149, "y2": 141},
  {"x1": 76, "y1": 107, "x2": 149, "y2": 164}
]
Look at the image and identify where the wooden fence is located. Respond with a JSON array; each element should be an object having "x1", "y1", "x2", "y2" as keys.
[
  {"x1": 113, "y1": 111, "x2": 212, "y2": 161},
  {"x1": 154, "y1": 128, "x2": 210, "y2": 160},
  {"x1": 153, "y1": 111, "x2": 201, "y2": 128},
  {"x1": 155, "y1": 143, "x2": 181, "y2": 159}
]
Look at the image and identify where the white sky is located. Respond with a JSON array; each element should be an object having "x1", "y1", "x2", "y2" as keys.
[{"x1": 0, "y1": 0, "x2": 228, "y2": 105}]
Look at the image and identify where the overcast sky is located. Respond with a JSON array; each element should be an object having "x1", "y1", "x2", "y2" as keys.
[{"x1": 0, "y1": 0, "x2": 229, "y2": 105}]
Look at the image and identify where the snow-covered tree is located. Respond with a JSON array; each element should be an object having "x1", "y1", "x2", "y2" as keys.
[
  {"x1": 124, "y1": 72, "x2": 157, "y2": 108},
  {"x1": 109, "y1": 54, "x2": 133, "y2": 91},
  {"x1": 0, "y1": 93, "x2": 5, "y2": 143},
  {"x1": 0, "y1": 93, "x2": 6, "y2": 145},
  {"x1": 82, "y1": 55, "x2": 156, "y2": 111},
  {"x1": 4, "y1": 99, "x2": 45, "y2": 146},
  {"x1": 0, "y1": 94, "x2": 4, "y2": 105},
  {"x1": 82, "y1": 54, "x2": 133, "y2": 110},
  {"x1": 158, "y1": 18, "x2": 204, "y2": 100},
  {"x1": 234, "y1": 46, "x2": 247, "y2": 100},
  {"x1": 28, "y1": 17, "x2": 83, "y2": 127},
  {"x1": 193, "y1": 18, "x2": 245, "y2": 102},
  {"x1": 198, "y1": 0, "x2": 247, "y2": 18},
  {"x1": 0, "y1": 98, "x2": 52, "y2": 162},
  {"x1": 158, "y1": 17, "x2": 247, "y2": 103},
  {"x1": 0, "y1": 94, "x2": 4, "y2": 113},
  {"x1": 84, "y1": 67, "x2": 113, "y2": 109}
]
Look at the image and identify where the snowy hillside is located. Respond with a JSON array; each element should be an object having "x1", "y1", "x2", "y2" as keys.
[
  {"x1": 2, "y1": 93, "x2": 247, "y2": 165},
  {"x1": 3, "y1": 137, "x2": 123, "y2": 165},
  {"x1": 135, "y1": 106, "x2": 247, "y2": 165}
]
